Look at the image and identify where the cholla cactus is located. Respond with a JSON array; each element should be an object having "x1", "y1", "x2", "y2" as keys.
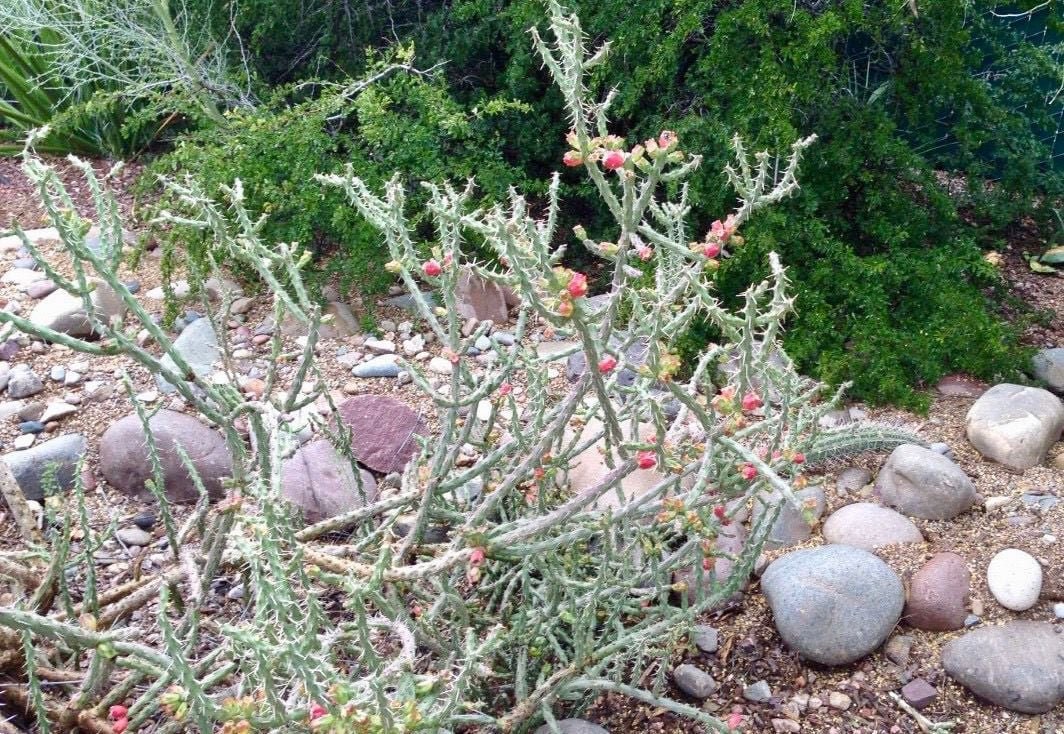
[{"x1": 0, "y1": 4, "x2": 922, "y2": 734}]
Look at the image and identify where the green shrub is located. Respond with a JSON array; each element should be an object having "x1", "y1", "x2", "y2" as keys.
[{"x1": 146, "y1": 55, "x2": 532, "y2": 298}]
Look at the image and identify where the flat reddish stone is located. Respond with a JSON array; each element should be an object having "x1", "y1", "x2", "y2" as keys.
[
  {"x1": 901, "y1": 678, "x2": 937, "y2": 710},
  {"x1": 936, "y1": 374, "x2": 989, "y2": 398},
  {"x1": 336, "y1": 395, "x2": 425, "y2": 473}
]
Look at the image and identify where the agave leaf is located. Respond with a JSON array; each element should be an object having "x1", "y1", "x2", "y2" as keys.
[{"x1": 1028, "y1": 257, "x2": 1059, "y2": 274}]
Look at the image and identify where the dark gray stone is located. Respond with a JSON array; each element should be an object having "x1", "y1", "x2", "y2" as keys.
[
  {"x1": 99, "y1": 410, "x2": 231, "y2": 502},
  {"x1": 567, "y1": 335, "x2": 649, "y2": 386},
  {"x1": 673, "y1": 664, "x2": 717, "y2": 699},
  {"x1": 281, "y1": 439, "x2": 378, "y2": 525},
  {"x1": 2, "y1": 433, "x2": 86, "y2": 499},
  {"x1": 834, "y1": 466, "x2": 871, "y2": 494},
  {"x1": 875, "y1": 444, "x2": 975, "y2": 520},
  {"x1": 942, "y1": 622, "x2": 1064, "y2": 714},
  {"x1": 761, "y1": 545, "x2": 904, "y2": 665}
]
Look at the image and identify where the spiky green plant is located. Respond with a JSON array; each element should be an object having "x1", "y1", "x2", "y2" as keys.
[{"x1": 0, "y1": 5, "x2": 923, "y2": 733}]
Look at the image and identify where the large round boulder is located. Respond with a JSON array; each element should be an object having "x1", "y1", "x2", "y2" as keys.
[
  {"x1": 942, "y1": 622, "x2": 1064, "y2": 713},
  {"x1": 761, "y1": 544, "x2": 904, "y2": 666},
  {"x1": 874, "y1": 444, "x2": 976, "y2": 520},
  {"x1": 965, "y1": 384, "x2": 1064, "y2": 471},
  {"x1": 100, "y1": 410, "x2": 232, "y2": 503},
  {"x1": 281, "y1": 439, "x2": 377, "y2": 525}
]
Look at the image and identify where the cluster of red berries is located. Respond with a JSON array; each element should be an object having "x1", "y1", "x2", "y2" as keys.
[{"x1": 109, "y1": 705, "x2": 129, "y2": 733}]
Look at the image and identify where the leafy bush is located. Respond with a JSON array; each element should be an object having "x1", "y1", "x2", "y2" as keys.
[
  {"x1": 0, "y1": 7, "x2": 923, "y2": 733},
  {"x1": 147, "y1": 51, "x2": 533, "y2": 298},
  {"x1": 369, "y1": 0, "x2": 1060, "y2": 407}
]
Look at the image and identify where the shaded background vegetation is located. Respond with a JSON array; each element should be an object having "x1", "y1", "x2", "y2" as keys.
[{"x1": 2, "y1": 0, "x2": 1062, "y2": 408}]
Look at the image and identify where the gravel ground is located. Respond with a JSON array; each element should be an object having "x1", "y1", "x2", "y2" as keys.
[{"x1": 0, "y1": 156, "x2": 1061, "y2": 734}]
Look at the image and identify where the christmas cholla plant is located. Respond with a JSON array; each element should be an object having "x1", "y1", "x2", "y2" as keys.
[{"x1": 0, "y1": 3, "x2": 922, "y2": 733}]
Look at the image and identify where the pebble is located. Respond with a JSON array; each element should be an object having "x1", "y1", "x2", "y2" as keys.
[
  {"x1": 771, "y1": 719, "x2": 800, "y2": 733},
  {"x1": 364, "y1": 338, "x2": 395, "y2": 354},
  {"x1": 984, "y1": 495, "x2": 1012, "y2": 512},
  {"x1": 226, "y1": 584, "x2": 246, "y2": 600},
  {"x1": 672, "y1": 664, "x2": 717, "y2": 699},
  {"x1": 834, "y1": 466, "x2": 871, "y2": 494},
  {"x1": 133, "y1": 512, "x2": 156, "y2": 531},
  {"x1": 901, "y1": 679, "x2": 938, "y2": 710},
  {"x1": 827, "y1": 692, "x2": 851, "y2": 711},
  {"x1": 428, "y1": 356, "x2": 454, "y2": 375},
  {"x1": 883, "y1": 635, "x2": 912, "y2": 667},
  {"x1": 743, "y1": 680, "x2": 772, "y2": 703},
  {"x1": 39, "y1": 402, "x2": 77, "y2": 423},
  {"x1": 63, "y1": 371, "x2": 82, "y2": 386},
  {"x1": 13, "y1": 434, "x2": 36, "y2": 449},
  {"x1": 692, "y1": 625, "x2": 718, "y2": 654},
  {"x1": 352, "y1": 354, "x2": 401, "y2": 378},
  {"x1": 49, "y1": 365, "x2": 66, "y2": 381},
  {"x1": 115, "y1": 527, "x2": 152, "y2": 547},
  {"x1": 986, "y1": 548, "x2": 1042, "y2": 611},
  {"x1": 1053, "y1": 602, "x2": 1064, "y2": 619},
  {"x1": 18, "y1": 421, "x2": 44, "y2": 434}
]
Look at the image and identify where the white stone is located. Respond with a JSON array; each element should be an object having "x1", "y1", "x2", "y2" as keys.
[
  {"x1": 428, "y1": 356, "x2": 453, "y2": 375},
  {"x1": 987, "y1": 548, "x2": 1042, "y2": 611},
  {"x1": 39, "y1": 401, "x2": 77, "y2": 423},
  {"x1": 402, "y1": 335, "x2": 425, "y2": 357},
  {"x1": 364, "y1": 338, "x2": 396, "y2": 354},
  {"x1": 1, "y1": 268, "x2": 46, "y2": 286},
  {"x1": 63, "y1": 371, "x2": 82, "y2": 386},
  {"x1": 13, "y1": 434, "x2": 36, "y2": 449},
  {"x1": 1053, "y1": 602, "x2": 1064, "y2": 619},
  {"x1": 984, "y1": 496, "x2": 1012, "y2": 512}
]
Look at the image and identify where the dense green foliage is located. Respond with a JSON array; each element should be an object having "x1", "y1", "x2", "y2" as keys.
[
  {"x1": 164, "y1": 0, "x2": 1060, "y2": 406},
  {"x1": 148, "y1": 53, "x2": 533, "y2": 297}
]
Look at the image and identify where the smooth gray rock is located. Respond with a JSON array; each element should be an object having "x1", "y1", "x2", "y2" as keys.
[
  {"x1": 942, "y1": 622, "x2": 1064, "y2": 713},
  {"x1": 28, "y1": 279, "x2": 124, "y2": 337},
  {"x1": 115, "y1": 527, "x2": 152, "y2": 546},
  {"x1": 2, "y1": 433, "x2": 86, "y2": 499},
  {"x1": 156, "y1": 317, "x2": 220, "y2": 394},
  {"x1": 99, "y1": 410, "x2": 231, "y2": 502},
  {"x1": 874, "y1": 444, "x2": 975, "y2": 519},
  {"x1": 6, "y1": 366, "x2": 43, "y2": 399},
  {"x1": 1032, "y1": 348, "x2": 1064, "y2": 393},
  {"x1": 743, "y1": 679, "x2": 772, "y2": 702},
  {"x1": 455, "y1": 267, "x2": 516, "y2": 324},
  {"x1": 352, "y1": 354, "x2": 401, "y2": 378},
  {"x1": 533, "y1": 719, "x2": 609, "y2": 734},
  {"x1": 672, "y1": 664, "x2": 717, "y2": 699},
  {"x1": 761, "y1": 545, "x2": 904, "y2": 665},
  {"x1": 834, "y1": 466, "x2": 871, "y2": 494},
  {"x1": 821, "y1": 503, "x2": 923, "y2": 551},
  {"x1": 692, "y1": 625, "x2": 719, "y2": 654},
  {"x1": 754, "y1": 485, "x2": 826, "y2": 549},
  {"x1": 281, "y1": 439, "x2": 378, "y2": 525},
  {"x1": 966, "y1": 384, "x2": 1064, "y2": 471}
]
